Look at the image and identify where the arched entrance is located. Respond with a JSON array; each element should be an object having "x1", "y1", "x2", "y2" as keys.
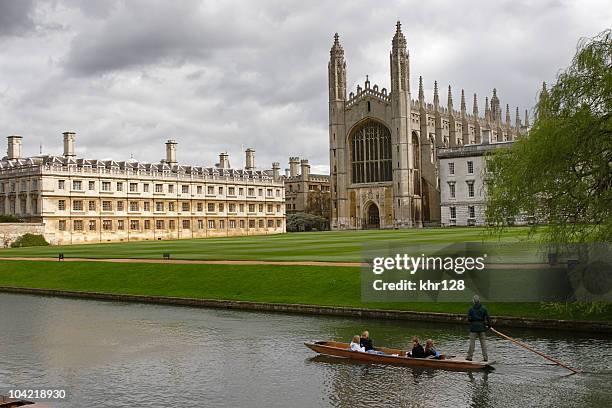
[{"x1": 365, "y1": 202, "x2": 380, "y2": 229}]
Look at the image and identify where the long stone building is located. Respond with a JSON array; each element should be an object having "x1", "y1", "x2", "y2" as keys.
[
  {"x1": 0, "y1": 133, "x2": 285, "y2": 245},
  {"x1": 328, "y1": 22, "x2": 529, "y2": 230}
]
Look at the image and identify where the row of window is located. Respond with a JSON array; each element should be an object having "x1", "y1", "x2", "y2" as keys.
[
  {"x1": 448, "y1": 206, "x2": 476, "y2": 219},
  {"x1": 56, "y1": 179, "x2": 281, "y2": 197},
  {"x1": 59, "y1": 218, "x2": 283, "y2": 231},
  {"x1": 448, "y1": 181, "x2": 475, "y2": 198},
  {"x1": 448, "y1": 161, "x2": 474, "y2": 175},
  {"x1": 286, "y1": 184, "x2": 331, "y2": 193},
  {"x1": 0, "y1": 198, "x2": 38, "y2": 215},
  {"x1": 0, "y1": 179, "x2": 39, "y2": 193},
  {"x1": 58, "y1": 200, "x2": 282, "y2": 214}
]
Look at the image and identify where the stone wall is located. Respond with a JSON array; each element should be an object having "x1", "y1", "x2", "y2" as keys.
[
  {"x1": 1, "y1": 287, "x2": 608, "y2": 333},
  {"x1": 0, "y1": 223, "x2": 46, "y2": 248}
]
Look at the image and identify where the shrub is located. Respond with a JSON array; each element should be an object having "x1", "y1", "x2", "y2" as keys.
[
  {"x1": 10, "y1": 233, "x2": 49, "y2": 248},
  {"x1": 0, "y1": 214, "x2": 24, "y2": 223},
  {"x1": 287, "y1": 213, "x2": 328, "y2": 232}
]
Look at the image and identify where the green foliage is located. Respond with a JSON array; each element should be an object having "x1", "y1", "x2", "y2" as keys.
[
  {"x1": 306, "y1": 189, "x2": 331, "y2": 221},
  {"x1": 286, "y1": 212, "x2": 329, "y2": 232},
  {"x1": 0, "y1": 214, "x2": 24, "y2": 223},
  {"x1": 10, "y1": 234, "x2": 49, "y2": 248},
  {"x1": 486, "y1": 30, "x2": 612, "y2": 244},
  {"x1": 540, "y1": 301, "x2": 611, "y2": 318}
]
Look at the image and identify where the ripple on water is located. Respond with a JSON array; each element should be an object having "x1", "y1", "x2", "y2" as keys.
[{"x1": 0, "y1": 293, "x2": 610, "y2": 408}]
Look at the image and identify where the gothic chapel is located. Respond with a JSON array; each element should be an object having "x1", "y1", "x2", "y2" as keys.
[{"x1": 328, "y1": 22, "x2": 525, "y2": 230}]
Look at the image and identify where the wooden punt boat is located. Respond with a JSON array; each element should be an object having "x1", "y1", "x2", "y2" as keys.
[{"x1": 305, "y1": 341, "x2": 494, "y2": 371}]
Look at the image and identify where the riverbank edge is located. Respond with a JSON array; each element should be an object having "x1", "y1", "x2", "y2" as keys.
[{"x1": 1, "y1": 286, "x2": 610, "y2": 333}]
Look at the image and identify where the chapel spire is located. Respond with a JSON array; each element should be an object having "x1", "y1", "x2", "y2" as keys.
[
  {"x1": 418, "y1": 76, "x2": 424, "y2": 105},
  {"x1": 433, "y1": 81, "x2": 439, "y2": 111},
  {"x1": 505, "y1": 104, "x2": 511, "y2": 128},
  {"x1": 473, "y1": 93, "x2": 481, "y2": 143},
  {"x1": 539, "y1": 81, "x2": 549, "y2": 104},
  {"x1": 515, "y1": 107, "x2": 521, "y2": 129},
  {"x1": 536, "y1": 81, "x2": 550, "y2": 120},
  {"x1": 328, "y1": 33, "x2": 346, "y2": 101},
  {"x1": 491, "y1": 88, "x2": 501, "y2": 124},
  {"x1": 390, "y1": 21, "x2": 409, "y2": 93},
  {"x1": 460, "y1": 89, "x2": 469, "y2": 144}
]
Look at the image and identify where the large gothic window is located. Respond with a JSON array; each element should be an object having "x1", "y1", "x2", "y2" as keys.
[{"x1": 350, "y1": 120, "x2": 392, "y2": 184}]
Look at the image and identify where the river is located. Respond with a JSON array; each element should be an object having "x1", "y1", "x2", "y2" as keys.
[{"x1": 0, "y1": 293, "x2": 610, "y2": 407}]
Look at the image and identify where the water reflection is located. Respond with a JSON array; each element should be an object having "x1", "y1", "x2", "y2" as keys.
[
  {"x1": 0, "y1": 293, "x2": 611, "y2": 408},
  {"x1": 467, "y1": 371, "x2": 491, "y2": 408}
]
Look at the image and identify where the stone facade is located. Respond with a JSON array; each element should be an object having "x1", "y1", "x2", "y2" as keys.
[
  {"x1": 328, "y1": 22, "x2": 530, "y2": 230},
  {"x1": 0, "y1": 134, "x2": 286, "y2": 245},
  {"x1": 283, "y1": 157, "x2": 330, "y2": 220},
  {"x1": 0, "y1": 222, "x2": 45, "y2": 247},
  {"x1": 438, "y1": 131, "x2": 513, "y2": 226}
]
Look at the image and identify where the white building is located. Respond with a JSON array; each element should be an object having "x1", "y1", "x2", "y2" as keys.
[
  {"x1": 0, "y1": 133, "x2": 286, "y2": 245},
  {"x1": 438, "y1": 130, "x2": 513, "y2": 226}
]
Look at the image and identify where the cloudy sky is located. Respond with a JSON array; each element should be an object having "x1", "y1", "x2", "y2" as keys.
[{"x1": 0, "y1": 0, "x2": 610, "y2": 173}]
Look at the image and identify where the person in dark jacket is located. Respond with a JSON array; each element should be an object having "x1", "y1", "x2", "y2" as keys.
[
  {"x1": 360, "y1": 330, "x2": 374, "y2": 351},
  {"x1": 407, "y1": 336, "x2": 425, "y2": 358},
  {"x1": 466, "y1": 295, "x2": 491, "y2": 361}
]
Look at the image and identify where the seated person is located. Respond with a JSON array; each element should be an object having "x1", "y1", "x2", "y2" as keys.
[
  {"x1": 360, "y1": 330, "x2": 374, "y2": 351},
  {"x1": 406, "y1": 336, "x2": 426, "y2": 358},
  {"x1": 350, "y1": 335, "x2": 365, "y2": 352},
  {"x1": 424, "y1": 339, "x2": 441, "y2": 359}
]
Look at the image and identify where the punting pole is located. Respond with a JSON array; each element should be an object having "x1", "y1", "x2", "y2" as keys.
[{"x1": 490, "y1": 328, "x2": 581, "y2": 374}]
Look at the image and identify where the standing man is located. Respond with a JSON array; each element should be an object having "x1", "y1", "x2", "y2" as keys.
[{"x1": 466, "y1": 295, "x2": 491, "y2": 361}]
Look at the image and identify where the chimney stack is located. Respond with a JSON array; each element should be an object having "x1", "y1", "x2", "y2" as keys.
[
  {"x1": 285, "y1": 169, "x2": 290, "y2": 177},
  {"x1": 63, "y1": 132, "x2": 76, "y2": 157},
  {"x1": 300, "y1": 159, "x2": 310, "y2": 181},
  {"x1": 218, "y1": 152, "x2": 230, "y2": 169},
  {"x1": 272, "y1": 162, "x2": 280, "y2": 180},
  {"x1": 7, "y1": 135, "x2": 23, "y2": 160},
  {"x1": 289, "y1": 157, "x2": 300, "y2": 177},
  {"x1": 165, "y1": 140, "x2": 177, "y2": 165},
  {"x1": 245, "y1": 148, "x2": 255, "y2": 170}
]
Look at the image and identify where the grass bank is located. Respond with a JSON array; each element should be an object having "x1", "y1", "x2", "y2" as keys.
[
  {"x1": 0, "y1": 227, "x2": 533, "y2": 261},
  {"x1": 1, "y1": 260, "x2": 609, "y2": 322}
]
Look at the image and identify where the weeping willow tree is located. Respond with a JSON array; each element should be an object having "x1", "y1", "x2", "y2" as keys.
[{"x1": 486, "y1": 29, "x2": 612, "y2": 244}]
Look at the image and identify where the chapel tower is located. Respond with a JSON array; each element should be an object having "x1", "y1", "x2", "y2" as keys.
[
  {"x1": 328, "y1": 22, "x2": 424, "y2": 229},
  {"x1": 328, "y1": 33, "x2": 349, "y2": 228}
]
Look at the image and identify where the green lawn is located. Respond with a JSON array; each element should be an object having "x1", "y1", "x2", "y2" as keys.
[
  {"x1": 0, "y1": 227, "x2": 534, "y2": 262},
  {"x1": 0, "y1": 260, "x2": 609, "y2": 322}
]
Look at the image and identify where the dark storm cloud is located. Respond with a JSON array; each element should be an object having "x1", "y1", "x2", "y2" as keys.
[
  {"x1": 0, "y1": 0, "x2": 610, "y2": 172},
  {"x1": 64, "y1": 1, "x2": 264, "y2": 75},
  {"x1": 0, "y1": 0, "x2": 36, "y2": 36}
]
